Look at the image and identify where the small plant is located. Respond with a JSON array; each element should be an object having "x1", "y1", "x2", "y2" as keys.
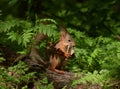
[
  {"x1": 72, "y1": 70, "x2": 110, "y2": 88},
  {"x1": 0, "y1": 61, "x2": 35, "y2": 89}
]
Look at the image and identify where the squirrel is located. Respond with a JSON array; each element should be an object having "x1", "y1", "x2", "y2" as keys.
[
  {"x1": 21, "y1": 26, "x2": 75, "y2": 74},
  {"x1": 48, "y1": 27, "x2": 75, "y2": 74},
  {"x1": 6, "y1": 25, "x2": 75, "y2": 74}
]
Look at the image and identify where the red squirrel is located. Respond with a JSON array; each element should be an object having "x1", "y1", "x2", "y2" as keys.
[{"x1": 48, "y1": 27, "x2": 75, "y2": 74}]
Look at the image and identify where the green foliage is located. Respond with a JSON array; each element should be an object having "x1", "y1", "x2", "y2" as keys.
[
  {"x1": 0, "y1": 0, "x2": 120, "y2": 88},
  {"x1": 0, "y1": 17, "x2": 58, "y2": 48},
  {"x1": 37, "y1": 82, "x2": 54, "y2": 89},
  {"x1": 0, "y1": 18, "x2": 32, "y2": 47},
  {"x1": 72, "y1": 70, "x2": 110, "y2": 87},
  {"x1": 0, "y1": 55, "x2": 6, "y2": 63},
  {"x1": 0, "y1": 61, "x2": 35, "y2": 89},
  {"x1": 68, "y1": 33, "x2": 120, "y2": 76}
]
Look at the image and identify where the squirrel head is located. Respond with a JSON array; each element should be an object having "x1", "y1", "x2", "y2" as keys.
[
  {"x1": 55, "y1": 27, "x2": 75, "y2": 56},
  {"x1": 60, "y1": 27, "x2": 75, "y2": 46}
]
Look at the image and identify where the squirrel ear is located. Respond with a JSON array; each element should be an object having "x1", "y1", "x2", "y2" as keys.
[{"x1": 60, "y1": 26, "x2": 68, "y2": 38}]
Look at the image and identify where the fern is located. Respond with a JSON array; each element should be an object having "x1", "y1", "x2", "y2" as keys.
[
  {"x1": 0, "y1": 17, "x2": 61, "y2": 52},
  {"x1": 37, "y1": 23, "x2": 58, "y2": 37},
  {"x1": 35, "y1": 19, "x2": 58, "y2": 37},
  {"x1": 87, "y1": 48, "x2": 102, "y2": 65},
  {"x1": 0, "y1": 61, "x2": 35, "y2": 88},
  {"x1": 7, "y1": 31, "x2": 20, "y2": 42},
  {"x1": 72, "y1": 70, "x2": 110, "y2": 87},
  {"x1": 0, "y1": 18, "x2": 33, "y2": 47},
  {"x1": 0, "y1": 19, "x2": 19, "y2": 33},
  {"x1": 21, "y1": 29, "x2": 33, "y2": 47},
  {"x1": 40, "y1": 18, "x2": 57, "y2": 25}
]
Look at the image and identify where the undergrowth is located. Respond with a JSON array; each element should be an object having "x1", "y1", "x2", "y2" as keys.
[
  {"x1": 0, "y1": 0, "x2": 120, "y2": 88},
  {"x1": 0, "y1": 17, "x2": 120, "y2": 88}
]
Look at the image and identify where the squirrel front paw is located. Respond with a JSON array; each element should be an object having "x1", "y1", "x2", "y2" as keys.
[{"x1": 64, "y1": 53, "x2": 71, "y2": 58}]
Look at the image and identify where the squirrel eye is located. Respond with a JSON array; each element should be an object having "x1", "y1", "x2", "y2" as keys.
[{"x1": 68, "y1": 40, "x2": 71, "y2": 42}]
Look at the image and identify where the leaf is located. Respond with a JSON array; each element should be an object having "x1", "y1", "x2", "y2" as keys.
[
  {"x1": 0, "y1": 19, "x2": 20, "y2": 33},
  {"x1": 84, "y1": 38, "x2": 94, "y2": 47},
  {"x1": 40, "y1": 18, "x2": 57, "y2": 24},
  {"x1": 8, "y1": 0, "x2": 18, "y2": 6},
  {"x1": 0, "y1": 57, "x2": 6, "y2": 62},
  {"x1": 7, "y1": 31, "x2": 18, "y2": 42},
  {"x1": 22, "y1": 29, "x2": 33, "y2": 47},
  {"x1": 81, "y1": 8, "x2": 88, "y2": 13}
]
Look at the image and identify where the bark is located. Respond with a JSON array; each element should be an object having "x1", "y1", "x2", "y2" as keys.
[{"x1": 46, "y1": 69, "x2": 74, "y2": 89}]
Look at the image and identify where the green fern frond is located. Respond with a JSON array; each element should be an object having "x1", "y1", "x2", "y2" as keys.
[
  {"x1": 0, "y1": 19, "x2": 18, "y2": 32},
  {"x1": 36, "y1": 23, "x2": 58, "y2": 37},
  {"x1": 21, "y1": 29, "x2": 34, "y2": 47},
  {"x1": 68, "y1": 28, "x2": 85, "y2": 38},
  {"x1": 40, "y1": 18, "x2": 57, "y2": 25},
  {"x1": 7, "y1": 31, "x2": 19, "y2": 42}
]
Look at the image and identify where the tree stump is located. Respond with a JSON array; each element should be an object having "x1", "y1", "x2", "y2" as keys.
[{"x1": 46, "y1": 69, "x2": 75, "y2": 89}]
